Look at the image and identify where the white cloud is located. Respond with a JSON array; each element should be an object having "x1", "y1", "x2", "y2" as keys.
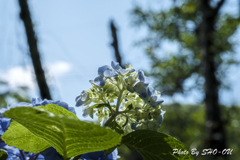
[
  {"x1": 0, "y1": 61, "x2": 71, "y2": 90},
  {"x1": 47, "y1": 61, "x2": 71, "y2": 77},
  {"x1": 0, "y1": 66, "x2": 36, "y2": 89}
]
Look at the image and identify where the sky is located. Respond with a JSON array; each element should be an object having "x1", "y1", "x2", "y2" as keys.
[{"x1": 0, "y1": 0, "x2": 240, "y2": 120}]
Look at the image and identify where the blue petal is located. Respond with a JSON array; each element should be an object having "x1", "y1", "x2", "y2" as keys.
[
  {"x1": 75, "y1": 91, "x2": 89, "y2": 107},
  {"x1": 111, "y1": 61, "x2": 121, "y2": 71},
  {"x1": 133, "y1": 82, "x2": 148, "y2": 98},
  {"x1": 68, "y1": 107, "x2": 76, "y2": 114},
  {"x1": 137, "y1": 70, "x2": 151, "y2": 84},
  {"x1": 41, "y1": 147, "x2": 63, "y2": 160},
  {"x1": 28, "y1": 153, "x2": 45, "y2": 160},
  {"x1": 157, "y1": 111, "x2": 166, "y2": 124},
  {"x1": 40, "y1": 99, "x2": 52, "y2": 106},
  {"x1": 81, "y1": 149, "x2": 119, "y2": 160},
  {"x1": 150, "y1": 96, "x2": 164, "y2": 107},
  {"x1": 147, "y1": 87, "x2": 156, "y2": 97},
  {"x1": 104, "y1": 70, "x2": 118, "y2": 77},
  {"x1": 53, "y1": 101, "x2": 68, "y2": 110},
  {"x1": 75, "y1": 98, "x2": 84, "y2": 107},
  {"x1": 31, "y1": 97, "x2": 42, "y2": 106},
  {"x1": 83, "y1": 107, "x2": 93, "y2": 118},
  {"x1": 0, "y1": 117, "x2": 11, "y2": 134},
  {"x1": 81, "y1": 151, "x2": 103, "y2": 160},
  {"x1": 98, "y1": 65, "x2": 112, "y2": 76},
  {"x1": 93, "y1": 76, "x2": 106, "y2": 87},
  {"x1": 144, "y1": 77, "x2": 151, "y2": 84},
  {"x1": 75, "y1": 95, "x2": 81, "y2": 102},
  {"x1": 0, "y1": 140, "x2": 7, "y2": 148},
  {"x1": 118, "y1": 69, "x2": 128, "y2": 75},
  {"x1": 4, "y1": 145, "x2": 22, "y2": 159},
  {"x1": 36, "y1": 154, "x2": 45, "y2": 160},
  {"x1": 8, "y1": 102, "x2": 32, "y2": 109},
  {"x1": 127, "y1": 68, "x2": 135, "y2": 74},
  {"x1": 156, "y1": 96, "x2": 164, "y2": 103},
  {"x1": 80, "y1": 90, "x2": 89, "y2": 101},
  {"x1": 137, "y1": 70, "x2": 145, "y2": 82}
]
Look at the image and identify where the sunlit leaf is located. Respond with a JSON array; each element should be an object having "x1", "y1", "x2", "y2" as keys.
[{"x1": 3, "y1": 106, "x2": 122, "y2": 159}]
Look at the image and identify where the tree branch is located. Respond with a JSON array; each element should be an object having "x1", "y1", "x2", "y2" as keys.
[
  {"x1": 18, "y1": 0, "x2": 52, "y2": 100},
  {"x1": 110, "y1": 20, "x2": 124, "y2": 68},
  {"x1": 213, "y1": 0, "x2": 226, "y2": 16}
]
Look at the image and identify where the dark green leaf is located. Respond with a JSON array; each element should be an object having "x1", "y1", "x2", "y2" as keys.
[
  {"x1": 104, "y1": 146, "x2": 117, "y2": 156},
  {"x1": 122, "y1": 130, "x2": 194, "y2": 160},
  {"x1": 92, "y1": 103, "x2": 108, "y2": 108},
  {"x1": 0, "y1": 149, "x2": 8, "y2": 160},
  {"x1": 108, "y1": 120, "x2": 124, "y2": 136},
  {"x1": 126, "y1": 104, "x2": 133, "y2": 111}
]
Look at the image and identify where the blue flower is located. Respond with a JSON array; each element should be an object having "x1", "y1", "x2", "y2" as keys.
[
  {"x1": 82, "y1": 106, "x2": 94, "y2": 118},
  {"x1": 111, "y1": 61, "x2": 135, "y2": 76},
  {"x1": 90, "y1": 65, "x2": 118, "y2": 87},
  {"x1": 143, "y1": 86, "x2": 164, "y2": 107},
  {"x1": 133, "y1": 70, "x2": 151, "y2": 98},
  {"x1": 157, "y1": 111, "x2": 166, "y2": 125},
  {"x1": 0, "y1": 98, "x2": 76, "y2": 160},
  {"x1": 0, "y1": 117, "x2": 11, "y2": 149},
  {"x1": 75, "y1": 90, "x2": 92, "y2": 107},
  {"x1": 80, "y1": 148, "x2": 119, "y2": 160},
  {"x1": 31, "y1": 98, "x2": 76, "y2": 114},
  {"x1": 40, "y1": 147, "x2": 63, "y2": 160}
]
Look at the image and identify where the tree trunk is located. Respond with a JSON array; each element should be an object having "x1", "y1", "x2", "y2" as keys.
[
  {"x1": 18, "y1": 0, "x2": 52, "y2": 100},
  {"x1": 197, "y1": 0, "x2": 227, "y2": 159}
]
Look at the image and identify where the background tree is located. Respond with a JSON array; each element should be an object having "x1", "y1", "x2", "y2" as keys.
[
  {"x1": 131, "y1": 0, "x2": 240, "y2": 159},
  {"x1": 0, "y1": 80, "x2": 30, "y2": 108}
]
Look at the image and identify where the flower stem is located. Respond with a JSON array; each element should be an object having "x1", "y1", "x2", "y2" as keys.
[
  {"x1": 116, "y1": 89, "x2": 124, "y2": 112},
  {"x1": 104, "y1": 88, "x2": 124, "y2": 127}
]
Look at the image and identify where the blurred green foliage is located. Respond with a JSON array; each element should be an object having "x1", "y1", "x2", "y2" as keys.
[
  {"x1": 118, "y1": 104, "x2": 240, "y2": 160},
  {"x1": 130, "y1": 0, "x2": 240, "y2": 95},
  {"x1": 0, "y1": 80, "x2": 30, "y2": 108}
]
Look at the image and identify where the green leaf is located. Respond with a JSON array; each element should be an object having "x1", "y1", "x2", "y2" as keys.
[
  {"x1": 3, "y1": 106, "x2": 122, "y2": 159},
  {"x1": 126, "y1": 104, "x2": 133, "y2": 111},
  {"x1": 108, "y1": 120, "x2": 124, "y2": 135},
  {"x1": 38, "y1": 104, "x2": 79, "y2": 119},
  {"x1": 104, "y1": 146, "x2": 117, "y2": 156},
  {"x1": 0, "y1": 149, "x2": 8, "y2": 160},
  {"x1": 92, "y1": 103, "x2": 108, "y2": 108},
  {"x1": 2, "y1": 121, "x2": 50, "y2": 153},
  {"x1": 122, "y1": 130, "x2": 194, "y2": 160},
  {"x1": 2, "y1": 104, "x2": 78, "y2": 153},
  {"x1": 92, "y1": 103, "x2": 113, "y2": 115}
]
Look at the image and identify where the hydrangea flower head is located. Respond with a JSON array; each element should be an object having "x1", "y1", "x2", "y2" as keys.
[{"x1": 76, "y1": 61, "x2": 165, "y2": 135}]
